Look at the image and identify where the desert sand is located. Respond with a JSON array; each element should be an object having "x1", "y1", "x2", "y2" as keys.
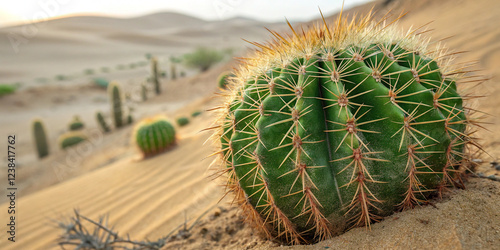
[{"x1": 0, "y1": 0, "x2": 499, "y2": 249}]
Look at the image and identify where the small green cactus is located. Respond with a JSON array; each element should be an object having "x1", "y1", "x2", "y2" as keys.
[
  {"x1": 170, "y1": 64, "x2": 177, "y2": 80},
  {"x1": 176, "y1": 117, "x2": 189, "y2": 127},
  {"x1": 141, "y1": 83, "x2": 148, "y2": 101},
  {"x1": 59, "y1": 132, "x2": 87, "y2": 149},
  {"x1": 151, "y1": 57, "x2": 161, "y2": 94},
  {"x1": 127, "y1": 114, "x2": 134, "y2": 125},
  {"x1": 108, "y1": 81, "x2": 124, "y2": 129},
  {"x1": 93, "y1": 78, "x2": 109, "y2": 89},
  {"x1": 213, "y1": 13, "x2": 481, "y2": 244},
  {"x1": 217, "y1": 71, "x2": 234, "y2": 89},
  {"x1": 96, "y1": 111, "x2": 110, "y2": 133},
  {"x1": 133, "y1": 116, "x2": 176, "y2": 157},
  {"x1": 191, "y1": 110, "x2": 202, "y2": 117},
  {"x1": 32, "y1": 119, "x2": 49, "y2": 158},
  {"x1": 69, "y1": 115, "x2": 84, "y2": 131}
]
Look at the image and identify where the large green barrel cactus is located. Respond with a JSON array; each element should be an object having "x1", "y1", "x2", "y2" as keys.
[
  {"x1": 108, "y1": 81, "x2": 123, "y2": 128},
  {"x1": 151, "y1": 57, "x2": 161, "y2": 94},
  {"x1": 217, "y1": 71, "x2": 234, "y2": 89},
  {"x1": 69, "y1": 115, "x2": 84, "y2": 131},
  {"x1": 133, "y1": 116, "x2": 176, "y2": 157},
  {"x1": 32, "y1": 119, "x2": 49, "y2": 158},
  {"x1": 59, "y1": 131, "x2": 87, "y2": 149},
  {"x1": 213, "y1": 13, "x2": 480, "y2": 244},
  {"x1": 96, "y1": 111, "x2": 110, "y2": 133}
]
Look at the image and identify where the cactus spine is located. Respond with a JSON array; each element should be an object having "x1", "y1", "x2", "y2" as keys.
[
  {"x1": 32, "y1": 119, "x2": 49, "y2": 158},
  {"x1": 108, "y1": 81, "x2": 123, "y2": 129},
  {"x1": 69, "y1": 115, "x2": 84, "y2": 131},
  {"x1": 151, "y1": 57, "x2": 161, "y2": 94},
  {"x1": 59, "y1": 131, "x2": 87, "y2": 149},
  {"x1": 96, "y1": 111, "x2": 110, "y2": 133},
  {"x1": 133, "y1": 116, "x2": 176, "y2": 157},
  {"x1": 212, "y1": 13, "x2": 481, "y2": 244}
]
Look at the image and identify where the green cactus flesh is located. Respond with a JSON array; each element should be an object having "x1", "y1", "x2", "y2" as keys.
[
  {"x1": 176, "y1": 117, "x2": 189, "y2": 127},
  {"x1": 60, "y1": 132, "x2": 87, "y2": 149},
  {"x1": 218, "y1": 72, "x2": 233, "y2": 89},
  {"x1": 96, "y1": 112, "x2": 111, "y2": 133},
  {"x1": 69, "y1": 116, "x2": 84, "y2": 131},
  {"x1": 151, "y1": 58, "x2": 161, "y2": 94},
  {"x1": 216, "y1": 15, "x2": 475, "y2": 244},
  {"x1": 134, "y1": 117, "x2": 176, "y2": 157},
  {"x1": 33, "y1": 120, "x2": 49, "y2": 158}
]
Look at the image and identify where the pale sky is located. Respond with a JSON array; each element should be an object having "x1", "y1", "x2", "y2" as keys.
[{"x1": 0, "y1": 0, "x2": 372, "y2": 27}]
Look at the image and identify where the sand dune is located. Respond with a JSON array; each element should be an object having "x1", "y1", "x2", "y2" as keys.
[{"x1": 0, "y1": 12, "x2": 287, "y2": 85}]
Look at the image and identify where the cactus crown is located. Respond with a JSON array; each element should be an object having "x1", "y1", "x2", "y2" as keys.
[{"x1": 212, "y1": 12, "x2": 482, "y2": 244}]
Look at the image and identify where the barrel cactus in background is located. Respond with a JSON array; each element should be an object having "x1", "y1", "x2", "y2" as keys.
[
  {"x1": 59, "y1": 131, "x2": 87, "y2": 149},
  {"x1": 211, "y1": 12, "x2": 481, "y2": 244},
  {"x1": 96, "y1": 111, "x2": 110, "y2": 133},
  {"x1": 133, "y1": 115, "x2": 176, "y2": 157},
  {"x1": 32, "y1": 119, "x2": 49, "y2": 158},
  {"x1": 176, "y1": 117, "x2": 189, "y2": 127},
  {"x1": 217, "y1": 71, "x2": 234, "y2": 89},
  {"x1": 151, "y1": 57, "x2": 161, "y2": 94},
  {"x1": 69, "y1": 115, "x2": 84, "y2": 131},
  {"x1": 108, "y1": 81, "x2": 124, "y2": 129}
]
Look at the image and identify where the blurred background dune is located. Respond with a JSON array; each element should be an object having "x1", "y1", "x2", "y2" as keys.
[{"x1": 0, "y1": 0, "x2": 498, "y2": 249}]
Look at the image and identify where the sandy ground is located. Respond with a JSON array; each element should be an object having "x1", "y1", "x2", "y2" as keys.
[{"x1": 0, "y1": 0, "x2": 499, "y2": 249}]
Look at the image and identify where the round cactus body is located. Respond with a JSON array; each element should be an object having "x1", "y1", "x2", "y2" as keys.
[
  {"x1": 218, "y1": 71, "x2": 234, "y2": 89},
  {"x1": 108, "y1": 81, "x2": 124, "y2": 129},
  {"x1": 69, "y1": 116, "x2": 84, "y2": 131},
  {"x1": 176, "y1": 117, "x2": 189, "y2": 127},
  {"x1": 134, "y1": 116, "x2": 176, "y2": 157},
  {"x1": 213, "y1": 13, "x2": 479, "y2": 244},
  {"x1": 191, "y1": 110, "x2": 202, "y2": 117},
  {"x1": 32, "y1": 119, "x2": 49, "y2": 158},
  {"x1": 151, "y1": 57, "x2": 161, "y2": 94},
  {"x1": 59, "y1": 132, "x2": 87, "y2": 149}
]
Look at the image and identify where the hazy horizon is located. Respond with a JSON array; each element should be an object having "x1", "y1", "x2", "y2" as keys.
[{"x1": 0, "y1": 0, "x2": 373, "y2": 27}]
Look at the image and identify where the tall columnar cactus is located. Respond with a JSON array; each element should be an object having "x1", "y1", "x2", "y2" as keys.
[
  {"x1": 133, "y1": 115, "x2": 176, "y2": 157},
  {"x1": 141, "y1": 83, "x2": 148, "y2": 101},
  {"x1": 32, "y1": 119, "x2": 49, "y2": 158},
  {"x1": 59, "y1": 131, "x2": 87, "y2": 149},
  {"x1": 151, "y1": 57, "x2": 161, "y2": 94},
  {"x1": 176, "y1": 116, "x2": 189, "y2": 127},
  {"x1": 108, "y1": 81, "x2": 123, "y2": 129},
  {"x1": 217, "y1": 71, "x2": 234, "y2": 89},
  {"x1": 212, "y1": 13, "x2": 481, "y2": 244},
  {"x1": 69, "y1": 115, "x2": 84, "y2": 131},
  {"x1": 170, "y1": 64, "x2": 177, "y2": 80},
  {"x1": 96, "y1": 111, "x2": 110, "y2": 133}
]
